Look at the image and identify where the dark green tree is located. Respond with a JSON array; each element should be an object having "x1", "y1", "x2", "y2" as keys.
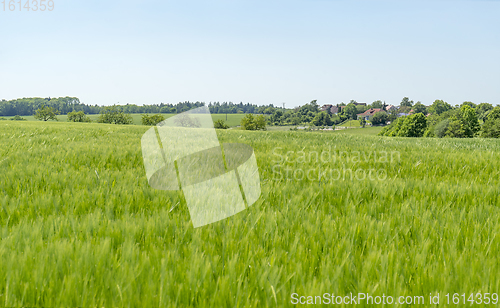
[
  {"x1": 214, "y1": 119, "x2": 229, "y2": 129},
  {"x1": 97, "y1": 106, "x2": 133, "y2": 124},
  {"x1": 380, "y1": 113, "x2": 427, "y2": 137},
  {"x1": 400, "y1": 97, "x2": 414, "y2": 107},
  {"x1": 67, "y1": 111, "x2": 91, "y2": 122},
  {"x1": 481, "y1": 107, "x2": 500, "y2": 138},
  {"x1": 34, "y1": 105, "x2": 60, "y2": 121},
  {"x1": 371, "y1": 111, "x2": 388, "y2": 125},
  {"x1": 141, "y1": 114, "x2": 165, "y2": 126},
  {"x1": 444, "y1": 105, "x2": 479, "y2": 138},
  {"x1": 412, "y1": 102, "x2": 427, "y2": 114},
  {"x1": 428, "y1": 100, "x2": 452, "y2": 115},
  {"x1": 371, "y1": 100, "x2": 384, "y2": 109},
  {"x1": 312, "y1": 111, "x2": 333, "y2": 126},
  {"x1": 343, "y1": 103, "x2": 358, "y2": 120},
  {"x1": 477, "y1": 103, "x2": 493, "y2": 121}
]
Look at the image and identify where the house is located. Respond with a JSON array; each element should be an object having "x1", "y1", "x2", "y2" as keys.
[
  {"x1": 385, "y1": 105, "x2": 397, "y2": 112},
  {"x1": 320, "y1": 104, "x2": 340, "y2": 114},
  {"x1": 320, "y1": 104, "x2": 333, "y2": 112},
  {"x1": 357, "y1": 108, "x2": 383, "y2": 121}
]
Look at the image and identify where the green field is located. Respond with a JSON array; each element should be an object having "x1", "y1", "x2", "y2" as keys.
[
  {"x1": 334, "y1": 126, "x2": 384, "y2": 135},
  {"x1": 338, "y1": 120, "x2": 361, "y2": 127},
  {"x1": 1, "y1": 121, "x2": 500, "y2": 306},
  {"x1": 2, "y1": 113, "x2": 248, "y2": 127}
]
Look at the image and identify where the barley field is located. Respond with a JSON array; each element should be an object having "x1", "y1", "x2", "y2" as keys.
[
  {"x1": 2, "y1": 113, "x2": 248, "y2": 127},
  {"x1": 1, "y1": 121, "x2": 500, "y2": 307}
]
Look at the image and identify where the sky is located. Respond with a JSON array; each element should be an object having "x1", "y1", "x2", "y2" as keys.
[{"x1": 0, "y1": 0, "x2": 499, "y2": 108}]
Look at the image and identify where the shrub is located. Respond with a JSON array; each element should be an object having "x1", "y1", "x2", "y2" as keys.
[
  {"x1": 141, "y1": 114, "x2": 165, "y2": 126},
  {"x1": 67, "y1": 111, "x2": 91, "y2": 122},
  {"x1": 434, "y1": 118, "x2": 450, "y2": 138},
  {"x1": 312, "y1": 111, "x2": 332, "y2": 127},
  {"x1": 398, "y1": 113, "x2": 427, "y2": 137},
  {"x1": 241, "y1": 114, "x2": 266, "y2": 130},
  {"x1": 97, "y1": 106, "x2": 133, "y2": 125},
  {"x1": 370, "y1": 111, "x2": 388, "y2": 125},
  {"x1": 214, "y1": 119, "x2": 229, "y2": 129},
  {"x1": 379, "y1": 113, "x2": 427, "y2": 137},
  {"x1": 444, "y1": 105, "x2": 479, "y2": 138},
  {"x1": 10, "y1": 115, "x2": 27, "y2": 121}
]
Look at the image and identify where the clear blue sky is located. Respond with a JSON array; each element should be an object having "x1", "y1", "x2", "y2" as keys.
[{"x1": 1, "y1": 0, "x2": 499, "y2": 108}]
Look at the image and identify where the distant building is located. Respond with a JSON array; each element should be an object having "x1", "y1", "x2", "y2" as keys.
[
  {"x1": 385, "y1": 105, "x2": 397, "y2": 112},
  {"x1": 320, "y1": 104, "x2": 333, "y2": 112},
  {"x1": 357, "y1": 108, "x2": 383, "y2": 121},
  {"x1": 320, "y1": 104, "x2": 339, "y2": 114}
]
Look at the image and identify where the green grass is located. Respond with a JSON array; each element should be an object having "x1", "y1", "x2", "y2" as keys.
[
  {"x1": 1, "y1": 121, "x2": 500, "y2": 306},
  {"x1": 338, "y1": 119, "x2": 361, "y2": 127},
  {"x1": 210, "y1": 114, "x2": 249, "y2": 127},
  {"x1": 334, "y1": 126, "x2": 384, "y2": 135},
  {"x1": 2, "y1": 113, "x2": 247, "y2": 127}
]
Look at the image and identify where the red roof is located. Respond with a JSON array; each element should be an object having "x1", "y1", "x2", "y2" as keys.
[{"x1": 357, "y1": 108, "x2": 382, "y2": 116}]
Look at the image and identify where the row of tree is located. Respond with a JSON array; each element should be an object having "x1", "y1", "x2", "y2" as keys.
[
  {"x1": 0, "y1": 97, "x2": 278, "y2": 116},
  {"x1": 0, "y1": 97, "x2": 97, "y2": 116},
  {"x1": 267, "y1": 100, "x2": 384, "y2": 126},
  {"x1": 380, "y1": 103, "x2": 500, "y2": 138}
]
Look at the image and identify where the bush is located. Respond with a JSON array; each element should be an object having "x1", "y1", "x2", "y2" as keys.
[
  {"x1": 434, "y1": 118, "x2": 450, "y2": 138},
  {"x1": 312, "y1": 111, "x2": 332, "y2": 127},
  {"x1": 214, "y1": 119, "x2": 229, "y2": 129},
  {"x1": 34, "y1": 105, "x2": 60, "y2": 121},
  {"x1": 481, "y1": 107, "x2": 500, "y2": 138},
  {"x1": 444, "y1": 105, "x2": 479, "y2": 138},
  {"x1": 141, "y1": 114, "x2": 165, "y2": 126},
  {"x1": 428, "y1": 99, "x2": 452, "y2": 115},
  {"x1": 67, "y1": 111, "x2": 91, "y2": 122},
  {"x1": 370, "y1": 111, "x2": 388, "y2": 125},
  {"x1": 10, "y1": 115, "x2": 27, "y2": 121},
  {"x1": 379, "y1": 113, "x2": 427, "y2": 137},
  {"x1": 0, "y1": 117, "x2": 6, "y2": 120},
  {"x1": 97, "y1": 106, "x2": 133, "y2": 125},
  {"x1": 241, "y1": 114, "x2": 266, "y2": 130}
]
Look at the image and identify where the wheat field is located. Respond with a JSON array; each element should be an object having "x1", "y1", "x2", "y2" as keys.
[{"x1": 1, "y1": 121, "x2": 500, "y2": 307}]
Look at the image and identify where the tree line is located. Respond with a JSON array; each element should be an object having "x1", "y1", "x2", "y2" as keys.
[
  {"x1": 380, "y1": 100, "x2": 500, "y2": 138},
  {"x1": 268, "y1": 99, "x2": 374, "y2": 126},
  {"x1": 266, "y1": 97, "x2": 500, "y2": 138},
  {"x1": 0, "y1": 97, "x2": 277, "y2": 116}
]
